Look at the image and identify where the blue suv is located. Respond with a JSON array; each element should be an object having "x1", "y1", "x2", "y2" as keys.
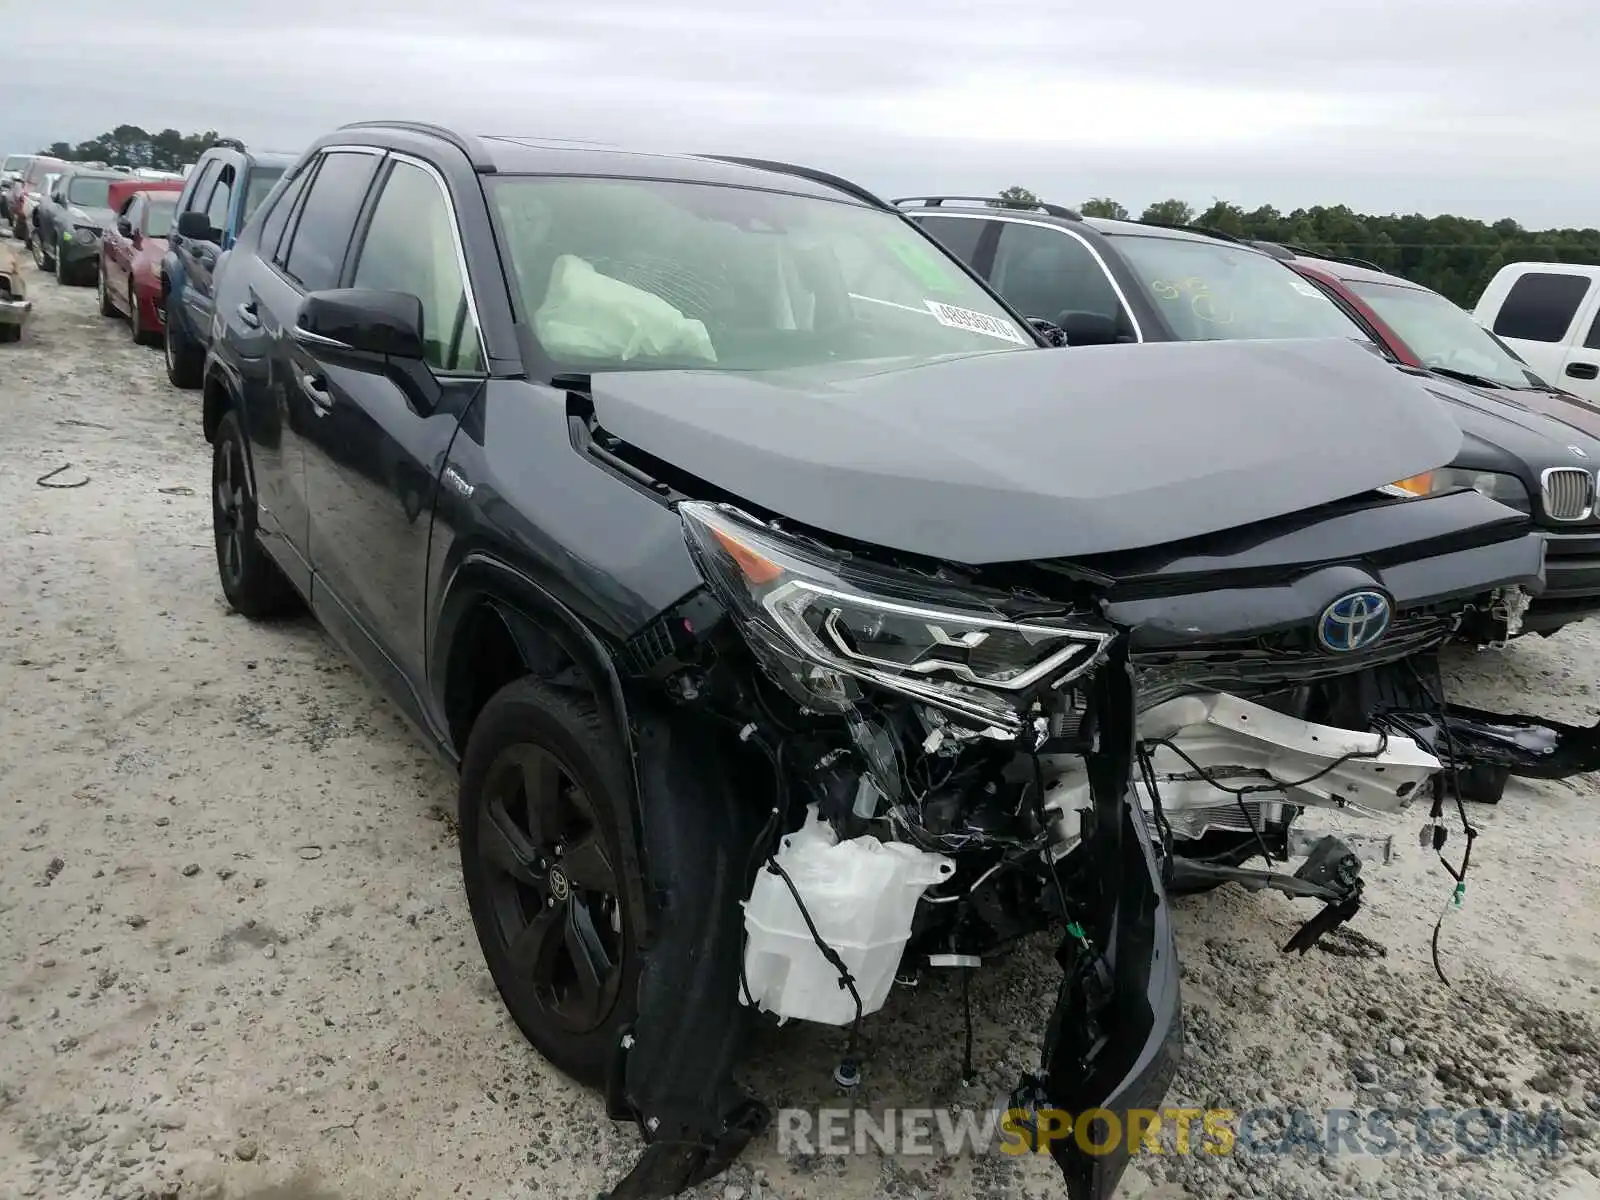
[{"x1": 161, "y1": 144, "x2": 296, "y2": 387}]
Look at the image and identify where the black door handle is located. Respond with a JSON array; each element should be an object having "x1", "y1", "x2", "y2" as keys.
[
  {"x1": 1566, "y1": 361, "x2": 1599, "y2": 381},
  {"x1": 237, "y1": 301, "x2": 260, "y2": 330}
]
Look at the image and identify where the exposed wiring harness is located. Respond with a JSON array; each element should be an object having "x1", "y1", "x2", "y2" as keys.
[
  {"x1": 1399, "y1": 659, "x2": 1478, "y2": 987},
  {"x1": 1137, "y1": 726, "x2": 1392, "y2": 866}
]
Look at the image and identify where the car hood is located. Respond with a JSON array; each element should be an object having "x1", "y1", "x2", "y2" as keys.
[
  {"x1": 1414, "y1": 372, "x2": 1600, "y2": 468},
  {"x1": 69, "y1": 205, "x2": 114, "y2": 228},
  {"x1": 586, "y1": 337, "x2": 1464, "y2": 564}
]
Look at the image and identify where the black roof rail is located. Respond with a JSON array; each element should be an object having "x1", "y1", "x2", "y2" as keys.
[
  {"x1": 337, "y1": 120, "x2": 497, "y2": 173},
  {"x1": 1249, "y1": 239, "x2": 1296, "y2": 259},
  {"x1": 698, "y1": 155, "x2": 892, "y2": 210},
  {"x1": 1135, "y1": 219, "x2": 1263, "y2": 247},
  {"x1": 893, "y1": 194, "x2": 1082, "y2": 221},
  {"x1": 1276, "y1": 243, "x2": 1388, "y2": 272}
]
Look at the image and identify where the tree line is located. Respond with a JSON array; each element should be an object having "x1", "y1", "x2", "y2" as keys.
[
  {"x1": 992, "y1": 187, "x2": 1600, "y2": 308},
  {"x1": 37, "y1": 125, "x2": 241, "y2": 173}
]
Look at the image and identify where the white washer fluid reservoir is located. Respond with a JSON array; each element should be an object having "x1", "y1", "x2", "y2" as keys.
[{"x1": 740, "y1": 804, "x2": 955, "y2": 1026}]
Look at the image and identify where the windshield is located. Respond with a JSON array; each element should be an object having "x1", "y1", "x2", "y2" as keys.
[
  {"x1": 67, "y1": 176, "x2": 112, "y2": 208},
  {"x1": 1346, "y1": 278, "x2": 1546, "y2": 390},
  {"x1": 145, "y1": 197, "x2": 176, "y2": 239},
  {"x1": 3, "y1": 155, "x2": 27, "y2": 173},
  {"x1": 243, "y1": 167, "x2": 285, "y2": 224},
  {"x1": 1114, "y1": 235, "x2": 1373, "y2": 344},
  {"x1": 488, "y1": 176, "x2": 1032, "y2": 373}
]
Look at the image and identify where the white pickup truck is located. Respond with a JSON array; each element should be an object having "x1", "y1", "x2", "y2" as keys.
[{"x1": 1474, "y1": 263, "x2": 1600, "y2": 406}]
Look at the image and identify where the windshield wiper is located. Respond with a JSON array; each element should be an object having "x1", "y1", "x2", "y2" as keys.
[{"x1": 1427, "y1": 365, "x2": 1511, "y2": 391}]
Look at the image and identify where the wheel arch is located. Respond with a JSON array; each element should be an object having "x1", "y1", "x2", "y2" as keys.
[
  {"x1": 435, "y1": 553, "x2": 656, "y2": 940},
  {"x1": 202, "y1": 362, "x2": 235, "y2": 444}
]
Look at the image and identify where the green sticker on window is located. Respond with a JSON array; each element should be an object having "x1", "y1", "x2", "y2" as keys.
[{"x1": 889, "y1": 238, "x2": 957, "y2": 291}]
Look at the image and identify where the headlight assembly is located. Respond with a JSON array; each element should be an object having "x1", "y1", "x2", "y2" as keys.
[
  {"x1": 680, "y1": 502, "x2": 1114, "y2": 739},
  {"x1": 1383, "y1": 468, "x2": 1531, "y2": 512}
]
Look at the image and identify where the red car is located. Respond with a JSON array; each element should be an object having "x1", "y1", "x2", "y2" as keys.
[
  {"x1": 1257, "y1": 243, "x2": 1600, "y2": 438},
  {"x1": 97, "y1": 180, "x2": 184, "y2": 344}
]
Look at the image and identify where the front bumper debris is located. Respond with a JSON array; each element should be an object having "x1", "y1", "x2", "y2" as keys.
[
  {"x1": 1013, "y1": 798, "x2": 1182, "y2": 1200},
  {"x1": 1383, "y1": 702, "x2": 1600, "y2": 781}
]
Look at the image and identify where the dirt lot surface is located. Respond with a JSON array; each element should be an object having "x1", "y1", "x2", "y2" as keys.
[{"x1": 3, "y1": 245, "x2": 1600, "y2": 1200}]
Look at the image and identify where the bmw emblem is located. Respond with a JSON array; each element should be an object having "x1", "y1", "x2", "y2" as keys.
[{"x1": 1317, "y1": 590, "x2": 1392, "y2": 653}]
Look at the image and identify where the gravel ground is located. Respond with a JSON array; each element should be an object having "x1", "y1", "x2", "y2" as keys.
[{"x1": 3, "y1": 244, "x2": 1600, "y2": 1200}]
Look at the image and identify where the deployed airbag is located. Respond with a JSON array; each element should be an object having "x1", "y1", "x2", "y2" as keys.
[{"x1": 535, "y1": 255, "x2": 717, "y2": 365}]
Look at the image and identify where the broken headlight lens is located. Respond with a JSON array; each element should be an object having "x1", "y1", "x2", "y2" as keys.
[
  {"x1": 1384, "y1": 468, "x2": 1531, "y2": 512},
  {"x1": 680, "y1": 502, "x2": 1114, "y2": 738}
]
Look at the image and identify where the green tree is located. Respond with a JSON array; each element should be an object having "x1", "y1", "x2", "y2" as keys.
[
  {"x1": 1141, "y1": 198, "x2": 1195, "y2": 226},
  {"x1": 1080, "y1": 196, "x2": 1129, "y2": 219},
  {"x1": 989, "y1": 185, "x2": 1042, "y2": 209},
  {"x1": 1194, "y1": 200, "x2": 1248, "y2": 237},
  {"x1": 38, "y1": 126, "x2": 238, "y2": 171}
]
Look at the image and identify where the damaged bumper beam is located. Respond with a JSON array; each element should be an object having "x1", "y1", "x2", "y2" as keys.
[{"x1": 1379, "y1": 703, "x2": 1600, "y2": 783}]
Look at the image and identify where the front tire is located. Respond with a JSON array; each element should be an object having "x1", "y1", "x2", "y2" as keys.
[
  {"x1": 98, "y1": 263, "x2": 117, "y2": 316},
  {"x1": 459, "y1": 679, "x2": 640, "y2": 1086},
  {"x1": 32, "y1": 230, "x2": 52, "y2": 270},
  {"x1": 211, "y1": 408, "x2": 299, "y2": 619},
  {"x1": 165, "y1": 309, "x2": 203, "y2": 389},
  {"x1": 55, "y1": 242, "x2": 70, "y2": 285}
]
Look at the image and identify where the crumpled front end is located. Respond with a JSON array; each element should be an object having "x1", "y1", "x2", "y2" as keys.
[
  {"x1": 598, "y1": 499, "x2": 1181, "y2": 1200},
  {"x1": 579, "y1": 424, "x2": 1570, "y2": 1200}
]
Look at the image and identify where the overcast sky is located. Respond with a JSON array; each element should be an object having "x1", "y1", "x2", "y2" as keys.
[{"x1": 6, "y1": 0, "x2": 1599, "y2": 229}]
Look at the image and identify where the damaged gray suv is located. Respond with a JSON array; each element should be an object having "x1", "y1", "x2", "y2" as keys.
[{"x1": 200, "y1": 122, "x2": 1600, "y2": 1200}]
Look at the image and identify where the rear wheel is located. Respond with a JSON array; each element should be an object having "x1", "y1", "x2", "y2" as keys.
[
  {"x1": 211, "y1": 408, "x2": 300, "y2": 619},
  {"x1": 165, "y1": 310, "x2": 203, "y2": 388},
  {"x1": 459, "y1": 679, "x2": 640, "y2": 1086}
]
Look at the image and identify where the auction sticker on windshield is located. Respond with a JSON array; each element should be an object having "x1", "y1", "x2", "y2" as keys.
[{"x1": 925, "y1": 301, "x2": 1029, "y2": 345}]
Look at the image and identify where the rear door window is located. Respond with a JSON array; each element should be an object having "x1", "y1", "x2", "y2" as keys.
[
  {"x1": 1491, "y1": 272, "x2": 1591, "y2": 343},
  {"x1": 280, "y1": 151, "x2": 382, "y2": 292}
]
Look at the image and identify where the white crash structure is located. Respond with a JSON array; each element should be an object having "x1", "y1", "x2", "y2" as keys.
[{"x1": 1043, "y1": 691, "x2": 1441, "y2": 851}]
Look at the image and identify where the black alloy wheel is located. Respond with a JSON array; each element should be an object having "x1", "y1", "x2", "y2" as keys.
[
  {"x1": 210, "y1": 409, "x2": 299, "y2": 618},
  {"x1": 478, "y1": 742, "x2": 626, "y2": 1033},
  {"x1": 214, "y1": 426, "x2": 248, "y2": 595},
  {"x1": 459, "y1": 679, "x2": 640, "y2": 1085}
]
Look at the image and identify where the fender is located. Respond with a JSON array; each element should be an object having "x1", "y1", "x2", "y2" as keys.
[{"x1": 433, "y1": 551, "x2": 657, "y2": 944}]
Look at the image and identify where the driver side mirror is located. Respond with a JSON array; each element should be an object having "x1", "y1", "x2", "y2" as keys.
[
  {"x1": 116, "y1": 217, "x2": 133, "y2": 238},
  {"x1": 294, "y1": 289, "x2": 426, "y2": 360},
  {"x1": 176, "y1": 210, "x2": 215, "y2": 242},
  {"x1": 1056, "y1": 310, "x2": 1124, "y2": 347}
]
